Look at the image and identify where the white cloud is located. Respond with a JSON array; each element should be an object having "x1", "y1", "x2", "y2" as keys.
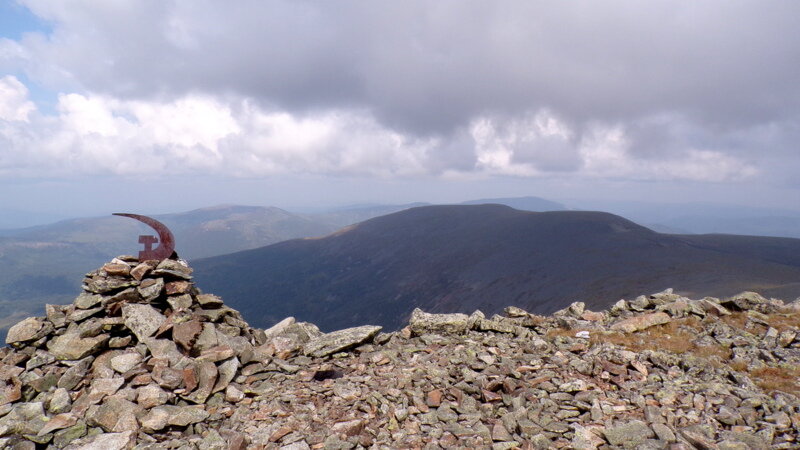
[
  {"x1": 579, "y1": 123, "x2": 759, "y2": 182},
  {"x1": 471, "y1": 111, "x2": 579, "y2": 176},
  {"x1": 0, "y1": 75, "x2": 35, "y2": 121},
  {"x1": 0, "y1": 78, "x2": 438, "y2": 178},
  {"x1": 0, "y1": 76, "x2": 762, "y2": 183}
]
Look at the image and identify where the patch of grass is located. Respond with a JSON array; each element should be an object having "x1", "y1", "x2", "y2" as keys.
[
  {"x1": 719, "y1": 312, "x2": 748, "y2": 330},
  {"x1": 748, "y1": 365, "x2": 800, "y2": 395},
  {"x1": 764, "y1": 309, "x2": 800, "y2": 332},
  {"x1": 547, "y1": 317, "x2": 730, "y2": 361},
  {"x1": 719, "y1": 310, "x2": 800, "y2": 333}
]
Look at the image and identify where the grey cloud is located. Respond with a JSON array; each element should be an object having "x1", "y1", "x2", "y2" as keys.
[
  {"x1": 18, "y1": 2, "x2": 799, "y2": 123},
  {"x1": 9, "y1": 0, "x2": 800, "y2": 180}
]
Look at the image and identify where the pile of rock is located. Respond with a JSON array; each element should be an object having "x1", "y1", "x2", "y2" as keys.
[
  {"x1": 0, "y1": 256, "x2": 381, "y2": 448},
  {"x1": 1, "y1": 256, "x2": 799, "y2": 449}
]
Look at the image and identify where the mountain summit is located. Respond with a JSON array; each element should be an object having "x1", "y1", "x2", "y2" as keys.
[{"x1": 192, "y1": 204, "x2": 800, "y2": 332}]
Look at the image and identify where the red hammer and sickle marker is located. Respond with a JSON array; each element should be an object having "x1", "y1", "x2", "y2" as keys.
[{"x1": 113, "y1": 213, "x2": 176, "y2": 261}]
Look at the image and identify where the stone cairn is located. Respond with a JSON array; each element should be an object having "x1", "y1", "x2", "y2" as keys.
[{"x1": 0, "y1": 256, "x2": 274, "y2": 447}]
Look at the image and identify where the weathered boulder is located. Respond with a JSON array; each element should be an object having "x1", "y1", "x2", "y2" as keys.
[
  {"x1": 121, "y1": 303, "x2": 166, "y2": 341},
  {"x1": 603, "y1": 420, "x2": 655, "y2": 448},
  {"x1": 304, "y1": 325, "x2": 382, "y2": 357},
  {"x1": 5, "y1": 317, "x2": 52, "y2": 345},
  {"x1": 408, "y1": 309, "x2": 470, "y2": 335},
  {"x1": 47, "y1": 332, "x2": 109, "y2": 360},
  {"x1": 610, "y1": 311, "x2": 671, "y2": 333},
  {"x1": 62, "y1": 430, "x2": 135, "y2": 450}
]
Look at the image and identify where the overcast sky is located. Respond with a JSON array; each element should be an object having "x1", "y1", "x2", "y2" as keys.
[{"x1": 0, "y1": 1, "x2": 798, "y2": 223}]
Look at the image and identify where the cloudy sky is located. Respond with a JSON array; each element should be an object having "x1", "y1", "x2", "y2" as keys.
[{"x1": 0, "y1": 1, "x2": 798, "y2": 223}]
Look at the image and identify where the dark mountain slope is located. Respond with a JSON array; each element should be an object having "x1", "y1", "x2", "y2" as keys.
[{"x1": 192, "y1": 205, "x2": 800, "y2": 332}]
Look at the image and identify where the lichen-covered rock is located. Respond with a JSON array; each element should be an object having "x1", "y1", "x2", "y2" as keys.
[
  {"x1": 47, "y1": 332, "x2": 109, "y2": 360},
  {"x1": 610, "y1": 311, "x2": 671, "y2": 333},
  {"x1": 0, "y1": 402, "x2": 48, "y2": 436},
  {"x1": 303, "y1": 325, "x2": 382, "y2": 357},
  {"x1": 603, "y1": 420, "x2": 655, "y2": 448},
  {"x1": 62, "y1": 430, "x2": 135, "y2": 450},
  {"x1": 408, "y1": 308, "x2": 470, "y2": 335},
  {"x1": 5, "y1": 317, "x2": 52, "y2": 345},
  {"x1": 121, "y1": 303, "x2": 165, "y2": 341}
]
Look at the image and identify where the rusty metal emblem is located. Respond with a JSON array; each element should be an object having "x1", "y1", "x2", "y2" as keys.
[{"x1": 113, "y1": 213, "x2": 175, "y2": 261}]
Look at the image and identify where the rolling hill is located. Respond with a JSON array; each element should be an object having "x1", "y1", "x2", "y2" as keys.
[{"x1": 192, "y1": 204, "x2": 800, "y2": 332}]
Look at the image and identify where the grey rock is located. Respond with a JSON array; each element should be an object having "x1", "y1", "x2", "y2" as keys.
[
  {"x1": 83, "y1": 276, "x2": 134, "y2": 294},
  {"x1": 651, "y1": 423, "x2": 676, "y2": 442},
  {"x1": 200, "y1": 429, "x2": 227, "y2": 450},
  {"x1": 263, "y1": 317, "x2": 296, "y2": 339},
  {"x1": 197, "y1": 293, "x2": 224, "y2": 307},
  {"x1": 143, "y1": 337, "x2": 183, "y2": 362},
  {"x1": 212, "y1": 357, "x2": 239, "y2": 393},
  {"x1": 45, "y1": 304, "x2": 68, "y2": 328},
  {"x1": 63, "y1": 430, "x2": 135, "y2": 450},
  {"x1": 680, "y1": 424, "x2": 718, "y2": 449},
  {"x1": 408, "y1": 309, "x2": 470, "y2": 335},
  {"x1": 68, "y1": 306, "x2": 104, "y2": 323},
  {"x1": 137, "y1": 277, "x2": 165, "y2": 302},
  {"x1": 476, "y1": 319, "x2": 517, "y2": 334},
  {"x1": 610, "y1": 312, "x2": 671, "y2": 333},
  {"x1": 504, "y1": 306, "x2": 529, "y2": 317},
  {"x1": 193, "y1": 322, "x2": 219, "y2": 354},
  {"x1": 57, "y1": 356, "x2": 94, "y2": 390},
  {"x1": 303, "y1": 325, "x2": 382, "y2": 357},
  {"x1": 47, "y1": 331, "x2": 109, "y2": 360},
  {"x1": 25, "y1": 349, "x2": 56, "y2": 370},
  {"x1": 161, "y1": 405, "x2": 209, "y2": 427},
  {"x1": 87, "y1": 396, "x2": 141, "y2": 433},
  {"x1": 74, "y1": 292, "x2": 103, "y2": 309},
  {"x1": 167, "y1": 293, "x2": 193, "y2": 311},
  {"x1": 0, "y1": 402, "x2": 48, "y2": 436},
  {"x1": 53, "y1": 420, "x2": 88, "y2": 448},
  {"x1": 136, "y1": 384, "x2": 170, "y2": 409},
  {"x1": 603, "y1": 420, "x2": 655, "y2": 448},
  {"x1": 122, "y1": 303, "x2": 166, "y2": 341},
  {"x1": 49, "y1": 387, "x2": 73, "y2": 414},
  {"x1": 6, "y1": 317, "x2": 52, "y2": 345},
  {"x1": 110, "y1": 352, "x2": 143, "y2": 373}
]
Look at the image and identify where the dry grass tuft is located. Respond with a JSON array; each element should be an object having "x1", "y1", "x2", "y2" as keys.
[
  {"x1": 720, "y1": 310, "x2": 800, "y2": 333},
  {"x1": 548, "y1": 317, "x2": 730, "y2": 360},
  {"x1": 764, "y1": 310, "x2": 800, "y2": 332},
  {"x1": 720, "y1": 312, "x2": 748, "y2": 330},
  {"x1": 749, "y1": 365, "x2": 800, "y2": 395}
]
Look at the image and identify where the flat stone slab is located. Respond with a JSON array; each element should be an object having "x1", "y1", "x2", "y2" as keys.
[
  {"x1": 304, "y1": 325, "x2": 382, "y2": 358},
  {"x1": 47, "y1": 332, "x2": 109, "y2": 360},
  {"x1": 62, "y1": 430, "x2": 135, "y2": 450},
  {"x1": 5, "y1": 317, "x2": 51, "y2": 345},
  {"x1": 610, "y1": 312, "x2": 671, "y2": 333}
]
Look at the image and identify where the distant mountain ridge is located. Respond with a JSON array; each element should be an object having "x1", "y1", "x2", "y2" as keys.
[
  {"x1": 461, "y1": 196, "x2": 565, "y2": 211},
  {"x1": 3, "y1": 197, "x2": 800, "y2": 341},
  {"x1": 192, "y1": 204, "x2": 800, "y2": 333}
]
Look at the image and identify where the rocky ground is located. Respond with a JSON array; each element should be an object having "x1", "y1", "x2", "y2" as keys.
[{"x1": 0, "y1": 257, "x2": 799, "y2": 449}]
